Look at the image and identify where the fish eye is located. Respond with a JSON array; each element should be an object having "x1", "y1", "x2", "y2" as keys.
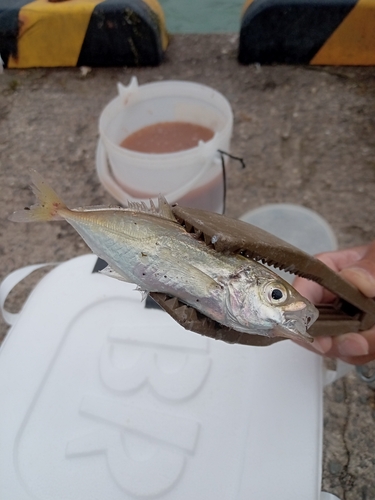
[
  {"x1": 263, "y1": 282, "x2": 288, "y2": 305},
  {"x1": 271, "y1": 288, "x2": 283, "y2": 300}
]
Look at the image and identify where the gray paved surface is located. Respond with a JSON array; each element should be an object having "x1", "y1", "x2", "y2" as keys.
[{"x1": 1, "y1": 35, "x2": 375, "y2": 499}]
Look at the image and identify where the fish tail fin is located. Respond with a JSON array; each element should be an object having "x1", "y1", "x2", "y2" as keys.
[{"x1": 9, "y1": 170, "x2": 67, "y2": 223}]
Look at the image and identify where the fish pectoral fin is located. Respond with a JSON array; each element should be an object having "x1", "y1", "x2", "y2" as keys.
[
  {"x1": 167, "y1": 263, "x2": 223, "y2": 300},
  {"x1": 99, "y1": 265, "x2": 132, "y2": 283}
]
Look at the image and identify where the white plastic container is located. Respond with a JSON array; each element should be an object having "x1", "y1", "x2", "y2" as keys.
[
  {"x1": 0, "y1": 255, "x2": 348, "y2": 499},
  {"x1": 97, "y1": 77, "x2": 233, "y2": 212}
]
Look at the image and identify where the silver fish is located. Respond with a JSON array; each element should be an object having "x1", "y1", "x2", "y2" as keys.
[{"x1": 10, "y1": 171, "x2": 318, "y2": 342}]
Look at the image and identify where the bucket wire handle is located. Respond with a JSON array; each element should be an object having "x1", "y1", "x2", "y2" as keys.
[{"x1": 217, "y1": 150, "x2": 246, "y2": 214}]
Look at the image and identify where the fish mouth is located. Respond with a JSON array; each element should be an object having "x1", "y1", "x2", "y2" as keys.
[
  {"x1": 272, "y1": 305, "x2": 319, "y2": 344},
  {"x1": 272, "y1": 320, "x2": 314, "y2": 343}
]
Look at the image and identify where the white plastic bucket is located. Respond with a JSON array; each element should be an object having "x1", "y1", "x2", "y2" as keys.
[{"x1": 98, "y1": 77, "x2": 233, "y2": 211}]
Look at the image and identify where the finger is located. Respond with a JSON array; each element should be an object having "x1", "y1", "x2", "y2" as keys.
[
  {"x1": 294, "y1": 335, "x2": 332, "y2": 355},
  {"x1": 311, "y1": 335, "x2": 333, "y2": 355},
  {"x1": 340, "y1": 352, "x2": 375, "y2": 366},
  {"x1": 295, "y1": 332, "x2": 374, "y2": 365},
  {"x1": 293, "y1": 253, "x2": 338, "y2": 303},
  {"x1": 292, "y1": 276, "x2": 325, "y2": 303},
  {"x1": 340, "y1": 267, "x2": 375, "y2": 297},
  {"x1": 339, "y1": 243, "x2": 375, "y2": 298},
  {"x1": 294, "y1": 243, "x2": 375, "y2": 305},
  {"x1": 329, "y1": 243, "x2": 375, "y2": 363},
  {"x1": 317, "y1": 245, "x2": 369, "y2": 272},
  {"x1": 293, "y1": 250, "x2": 341, "y2": 303},
  {"x1": 323, "y1": 328, "x2": 375, "y2": 365}
]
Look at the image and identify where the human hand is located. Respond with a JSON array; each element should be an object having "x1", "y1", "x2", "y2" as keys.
[{"x1": 293, "y1": 242, "x2": 375, "y2": 365}]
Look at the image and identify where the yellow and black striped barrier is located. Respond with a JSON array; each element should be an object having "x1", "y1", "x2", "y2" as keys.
[
  {"x1": 0, "y1": 0, "x2": 168, "y2": 68},
  {"x1": 239, "y1": 0, "x2": 375, "y2": 65}
]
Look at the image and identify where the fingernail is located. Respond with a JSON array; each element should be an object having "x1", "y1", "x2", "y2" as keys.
[
  {"x1": 337, "y1": 337, "x2": 369, "y2": 357},
  {"x1": 341, "y1": 267, "x2": 375, "y2": 297},
  {"x1": 312, "y1": 337, "x2": 332, "y2": 354}
]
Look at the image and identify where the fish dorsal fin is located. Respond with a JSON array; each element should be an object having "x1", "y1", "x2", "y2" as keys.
[
  {"x1": 99, "y1": 265, "x2": 131, "y2": 283},
  {"x1": 157, "y1": 195, "x2": 177, "y2": 221},
  {"x1": 126, "y1": 196, "x2": 177, "y2": 222}
]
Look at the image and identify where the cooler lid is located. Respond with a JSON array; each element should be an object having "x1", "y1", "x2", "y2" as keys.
[{"x1": 0, "y1": 254, "x2": 324, "y2": 499}]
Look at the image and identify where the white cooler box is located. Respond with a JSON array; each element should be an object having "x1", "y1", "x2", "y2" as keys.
[{"x1": 0, "y1": 255, "x2": 345, "y2": 500}]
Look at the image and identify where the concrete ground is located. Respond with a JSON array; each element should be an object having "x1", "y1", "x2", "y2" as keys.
[{"x1": 1, "y1": 35, "x2": 375, "y2": 499}]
